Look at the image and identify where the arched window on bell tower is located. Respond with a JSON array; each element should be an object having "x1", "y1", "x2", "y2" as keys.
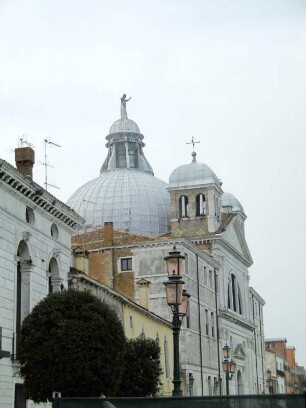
[
  {"x1": 179, "y1": 195, "x2": 189, "y2": 218},
  {"x1": 196, "y1": 193, "x2": 206, "y2": 216}
]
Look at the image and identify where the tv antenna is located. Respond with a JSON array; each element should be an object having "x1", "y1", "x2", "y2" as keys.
[{"x1": 41, "y1": 139, "x2": 61, "y2": 191}]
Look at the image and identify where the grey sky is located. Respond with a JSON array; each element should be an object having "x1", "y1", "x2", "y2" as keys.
[{"x1": 1, "y1": 0, "x2": 305, "y2": 365}]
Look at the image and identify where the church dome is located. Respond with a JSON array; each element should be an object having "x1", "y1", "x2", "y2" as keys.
[
  {"x1": 109, "y1": 118, "x2": 140, "y2": 134},
  {"x1": 221, "y1": 192, "x2": 244, "y2": 213},
  {"x1": 67, "y1": 95, "x2": 170, "y2": 236},
  {"x1": 169, "y1": 154, "x2": 221, "y2": 189},
  {"x1": 67, "y1": 169, "x2": 170, "y2": 236}
]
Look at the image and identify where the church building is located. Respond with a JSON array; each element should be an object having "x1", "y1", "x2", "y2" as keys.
[{"x1": 68, "y1": 96, "x2": 266, "y2": 396}]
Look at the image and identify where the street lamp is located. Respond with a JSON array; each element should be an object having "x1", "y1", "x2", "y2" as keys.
[
  {"x1": 164, "y1": 246, "x2": 190, "y2": 397},
  {"x1": 266, "y1": 369, "x2": 273, "y2": 394},
  {"x1": 222, "y1": 344, "x2": 236, "y2": 395}
]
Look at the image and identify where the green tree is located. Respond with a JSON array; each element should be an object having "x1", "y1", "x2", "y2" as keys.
[
  {"x1": 19, "y1": 289, "x2": 126, "y2": 402},
  {"x1": 119, "y1": 337, "x2": 162, "y2": 397}
]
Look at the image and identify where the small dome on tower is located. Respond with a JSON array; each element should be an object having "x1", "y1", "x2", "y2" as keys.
[
  {"x1": 169, "y1": 157, "x2": 221, "y2": 189},
  {"x1": 221, "y1": 192, "x2": 244, "y2": 213}
]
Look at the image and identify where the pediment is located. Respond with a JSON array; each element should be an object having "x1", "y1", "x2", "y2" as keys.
[
  {"x1": 234, "y1": 343, "x2": 246, "y2": 360},
  {"x1": 219, "y1": 218, "x2": 253, "y2": 265}
]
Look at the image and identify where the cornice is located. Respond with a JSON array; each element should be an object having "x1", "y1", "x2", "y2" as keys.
[
  {"x1": 249, "y1": 287, "x2": 265, "y2": 305},
  {"x1": 219, "y1": 307, "x2": 255, "y2": 330},
  {"x1": 0, "y1": 159, "x2": 84, "y2": 231},
  {"x1": 191, "y1": 235, "x2": 253, "y2": 267}
]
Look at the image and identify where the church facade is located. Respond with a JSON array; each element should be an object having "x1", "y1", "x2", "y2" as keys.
[{"x1": 68, "y1": 97, "x2": 266, "y2": 396}]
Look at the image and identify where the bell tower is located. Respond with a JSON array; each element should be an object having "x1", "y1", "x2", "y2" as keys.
[{"x1": 168, "y1": 152, "x2": 223, "y2": 238}]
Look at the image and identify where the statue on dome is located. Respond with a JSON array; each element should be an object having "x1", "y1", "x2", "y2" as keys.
[{"x1": 120, "y1": 94, "x2": 131, "y2": 119}]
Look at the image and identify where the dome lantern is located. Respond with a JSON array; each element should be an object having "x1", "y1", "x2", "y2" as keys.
[{"x1": 101, "y1": 94, "x2": 153, "y2": 174}]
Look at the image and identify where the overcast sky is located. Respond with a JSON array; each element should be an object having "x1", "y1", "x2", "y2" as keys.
[{"x1": 1, "y1": 0, "x2": 305, "y2": 366}]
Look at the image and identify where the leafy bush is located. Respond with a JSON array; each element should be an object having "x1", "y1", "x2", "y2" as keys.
[
  {"x1": 19, "y1": 289, "x2": 126, "y2": 402},
  {"x1": 119, "y1": 337, "x2": 162, "y2": 397}
]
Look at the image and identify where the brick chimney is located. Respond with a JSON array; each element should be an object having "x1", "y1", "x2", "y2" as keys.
[
  {"x1": 15, "y1": 147, "x2": 35, "y2": 179},
  {"x1": 137, "y1": 278, "x2": 151, "y2": 310},
  {"x1": 103, "y1": 222, "x2": 114, "y2": 247}
]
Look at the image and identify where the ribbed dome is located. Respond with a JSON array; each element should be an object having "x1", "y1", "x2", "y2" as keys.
[
  {"x1": 67, "y1": 169, "x2": 170, "y2": 236},
  {"x1": 169, "y1": 161, "x2": 221, "y2": 189},
  {"x1": 109, "y1": 118, "x2": 140, "y2": 134},
  {"x1": 222, "y1": 192, "x2": 244, "y2": 213}
]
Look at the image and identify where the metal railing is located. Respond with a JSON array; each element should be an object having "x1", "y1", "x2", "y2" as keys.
[{"x1": 53, "y1": 394, "x2": 306, "y2": 408}]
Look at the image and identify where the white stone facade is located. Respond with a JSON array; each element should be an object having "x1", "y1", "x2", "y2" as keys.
[
  {"x1": 132, "y1": 165, "x2": 265, "y2": 396},
  {"x1": 133, "y1": 241, "x2": 221, "y2": 396},
  {"x1": 0, "y1": 157, "x2": 83, "y2": 407}
]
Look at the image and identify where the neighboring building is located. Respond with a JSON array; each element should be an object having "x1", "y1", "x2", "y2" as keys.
[
  {"x1": 265, "y1": 338, "x2": 305, "y2": 394},
  {"x1": 265, "y1": 350, "x2": 285, "y2": 393},
  {"x1": 68, "y1": 269, "x2": 173, "y2": 396},
  {"x1": 249, "y1": 288, "x2": 266, "y2": 394},
  {"x1": 68, "y1": 97, "x2": 266, "y2": 396},
  {"x1": 0, "y1": 147, "x2": 84, "y2": 407}
]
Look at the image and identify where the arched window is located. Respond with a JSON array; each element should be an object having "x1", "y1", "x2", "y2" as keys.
[
  {"x1": 196, "y1": 194, "x2": 206, "y2": 216},
  {"x1": 48, "y1": 257, "x2": 60, "y2": 293},
  {"x1": 237, "y1": 370, "x2": 243, "y2": 395},
  {"x1": 16, "y1": 240, "x2": 32, "y2": 359},
  {"x1": 179, "y1": 195, "x2": 189, "y2": 218},
  {"x1": 227, "y1": 274, "x2": 243, "y2": 315}
]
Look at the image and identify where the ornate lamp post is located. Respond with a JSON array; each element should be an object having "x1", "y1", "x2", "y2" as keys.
[
  {"x1": 266, "y1": 369, "x2": 273, "y2": 394},
  {"x1": 222, "y1": 344, "x2": 236, "y2": 395},
  {"x1": 164, "y1": 246, "x2": 190, "y2": 397}
]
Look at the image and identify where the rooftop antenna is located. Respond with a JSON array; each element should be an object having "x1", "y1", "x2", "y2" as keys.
[
  {"x1": 186, "y1": 136, "x2": 200, "y2": 162},
  {"x1": 42, "y1": 139, "x2": 61, "y2": 191}
]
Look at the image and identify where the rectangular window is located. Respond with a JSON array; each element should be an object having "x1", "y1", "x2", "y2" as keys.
[
  {"x1": 215, "y1": 272, "x2": 219, "y2": 293},
  {"x1": 209, "y1": 270, "x2": 213, "y2": 289},
  {"x1": 116, "y1": 142, "x2": 127, "y2": 168},
  {"x1": 129, "y1": 315, "x2": 134, "y2": 330},
  {"x1": 211, "y1": 312, "x2": 215, "y2": 338},
  {"x1": 186, "y1": 302, "x2": 191, "y2": 329},
  {"x1": 120, "y1": 258, "x2": 132, "y2": 271},
  {"x1": 204, "y1": 266, "x2": 208, "y2": 286},
  {"x1": 205, "y1": 309, "x2": 209, "y2": 335},
  {"x1": 14, "y1": 384, "x2": 26, "y2": 408},
  {"x1": 208, "y1": 376, "x2": 212, "y2": 395},
  {"x1": 128, "y1": 142, "x2": 138, "y2": 168}
]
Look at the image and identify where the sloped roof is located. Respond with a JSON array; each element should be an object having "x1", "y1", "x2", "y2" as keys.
[{"x1": 72, "y1": 226, "x2": 170, "y2": 250}]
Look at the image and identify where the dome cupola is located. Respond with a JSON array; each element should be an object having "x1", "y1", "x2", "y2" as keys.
[
  {"x1": 221, "y1": 192, "x2": 245, "y2": 214},
  {"x1": 67, "y1": 95, "x2": 170, "y2": 236},
  {"x1": 169, "y1": 151, "x2": 221, "y2": 190}
]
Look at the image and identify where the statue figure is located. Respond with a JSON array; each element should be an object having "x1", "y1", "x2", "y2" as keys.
[{"x1": 120, "y1": 94, "x2": 131, "y2": 119}]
